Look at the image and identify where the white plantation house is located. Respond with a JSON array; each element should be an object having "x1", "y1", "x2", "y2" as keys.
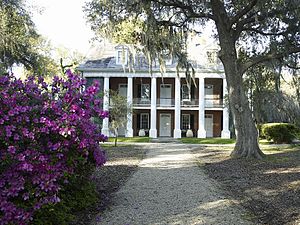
[{"x1": 78, "y1": 37, "x2": 231, "y2": 139}]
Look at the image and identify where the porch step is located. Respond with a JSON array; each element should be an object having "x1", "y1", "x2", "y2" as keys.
[{"x1": 150, "y1": 138, "x2": 181, "y2": 143}]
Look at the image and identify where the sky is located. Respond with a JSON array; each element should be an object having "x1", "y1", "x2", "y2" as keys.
[{"x1": 30, "y1": 0, "x2": 94, "y2": 55}]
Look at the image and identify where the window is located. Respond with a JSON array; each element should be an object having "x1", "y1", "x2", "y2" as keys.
[
  {"x1": 140, "y1": 113, "x2": 149, "y2": 129},
  {"x1": 207, "y1": 51, "x2": 217, "y2": 64},
  {"x1": 118, "y1": 84, "x2": 127, "y2": 97},
  {"x1": 181, "y1": 114, "x2": 190, "y2": 130},
  {"x1": 116, "y1": 49, "x2": 128, "y2": 65},
  {"x1": 141, "y1": 84, "x2": 150, "y2": 100},
  {"x1": 181, "y1": 84, "x2": 191, "y2": 100}
]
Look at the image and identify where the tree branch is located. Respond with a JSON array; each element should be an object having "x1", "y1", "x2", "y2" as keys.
[
  {"x1": 230, "y1": 0, "x2": 258, "y2": 27},
  {"x1": 153, "y1": 0, "x2": 214, "y2": 20},
  {"x1": 241, "y1": 47, "x2": 300, "y2": 74}
]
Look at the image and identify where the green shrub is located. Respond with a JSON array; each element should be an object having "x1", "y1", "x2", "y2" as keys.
[
  {"x1": 31, "y1": 165, "x2": 99, "y2": 225},
  {"x1": 261, "y1": 123, "x2": 299, "y2": 144}
]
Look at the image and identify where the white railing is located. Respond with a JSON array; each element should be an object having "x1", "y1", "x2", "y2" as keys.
[
  {"x1": 132, "y1": 97, "x2": 224, "y2": 108},
  {"x1": 205, "y1": 98, "x2": 224, "y2": 108},
  {"x1": 132, "y1": 98, "x2": 151, "y2": 107},
  {"x1": 157, "y1": 98, "x2": 175, "y2": 107}
]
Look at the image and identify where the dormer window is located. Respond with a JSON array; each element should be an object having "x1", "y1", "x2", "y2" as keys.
[
  {"x1": 207, "y1": 51, "x2": 217, "y2": 64},
  {"x1": 116, "y1": 49, "x2": 128, "y2": 65}
]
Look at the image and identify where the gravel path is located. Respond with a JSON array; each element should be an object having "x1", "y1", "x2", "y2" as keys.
[{"x1": 93, "y1": 143, "x2": 253, "y2": 225}]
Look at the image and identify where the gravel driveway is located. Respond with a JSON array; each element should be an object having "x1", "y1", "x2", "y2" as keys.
[{"x1": 93, "y1": 143, "x2": 253, "y2": 225}]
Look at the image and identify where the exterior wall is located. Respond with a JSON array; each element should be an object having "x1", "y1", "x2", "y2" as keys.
[
  {"x1": 110, "y1": 77, "x2": 127, "y2": 91},
  {"x1": 205, "y1": 110, "x2": 222, "y2": 137},
  {"x1": 181, "y1": 110, "x2": 198, "y2": 137},
  {"x1": 181, "y1": 78, "x2": 199, "y2": 100},
  {"x1": 133, "y1": 109, "x2": 151, "y2": 136},
  {"x1": 133, "y1": 77, "x2": 151, "y2": 98},
  {"x1": 82, "y1": 73, "x2": 229, "y2": 139},
  {"x1": 157, "y1": 78, "x2": 175, "y2": 100},
  {"x1": 205, "y1": 78, "x2": 223, "y2": 99}
]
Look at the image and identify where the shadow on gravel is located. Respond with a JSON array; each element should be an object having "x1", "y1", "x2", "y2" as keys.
[{"x1": 202, "y1": 148, "x2": 300, "y2": 225}]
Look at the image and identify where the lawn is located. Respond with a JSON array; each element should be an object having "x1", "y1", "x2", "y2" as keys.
[
  {"x1": 180, "y1": 137, "x2": 235, "y2": 144},
  {"x1": 108, "y1": 136, "x2": 150, "y2": 143}
]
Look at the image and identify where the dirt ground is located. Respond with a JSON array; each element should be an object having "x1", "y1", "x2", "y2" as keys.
[
  {"x1": 192, "y1": 145, "x2": 300, "y2": 225},
  {"x1": 78, "y1": 143, "x2": 299, "y2": 225},
  {"x1": 76, "y1": 144, "x2": 147, "y2": 224}
]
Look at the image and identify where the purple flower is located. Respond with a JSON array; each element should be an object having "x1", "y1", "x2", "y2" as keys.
[
  {"x1": 0, "y1": 70, "x2": 107, "y2": 224},
  {"x1": 8, "y1": 146, "x2": 16, "y2": 154}
]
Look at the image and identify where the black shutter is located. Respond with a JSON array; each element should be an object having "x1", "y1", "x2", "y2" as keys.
[
  {"x1": 191, "y1": 85, "x2": 195, "y2": 100},
  {"x1": 138, "y1": 85, "x2": 141, "y2": 98},
  {"x1": 137, "y1": 114, "x2": 140, "y2": 129},
  {"x1": 190, "y1": 114, "x2": 194, "y2": 130}
]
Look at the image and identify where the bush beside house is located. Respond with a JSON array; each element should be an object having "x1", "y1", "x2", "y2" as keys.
[
  {"x1": 261, "y1": 123, "x2": 299, "y2": 144},
  {"x1": 0, "y1": 70, "x2": 108, "y2": 224}
]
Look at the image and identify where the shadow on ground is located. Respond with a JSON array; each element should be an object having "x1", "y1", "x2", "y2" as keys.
[{"x1": 199, "y1": 147, "x2": 300, "y2": 225}]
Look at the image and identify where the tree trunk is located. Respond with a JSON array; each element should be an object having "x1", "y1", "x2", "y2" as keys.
[{"x1": 211, "y1": 0, "x2": 265, "y2": 159}]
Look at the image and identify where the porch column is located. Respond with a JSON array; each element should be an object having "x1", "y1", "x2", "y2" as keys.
[
  {"x1": 102, "y1": 77, "x2": 110, "y2": 137},
  {"x1": 126, "y1": 76, "x2": 133, "y2": 137},
  {"x1": 197, "y1": 76, "x2": 206, "y2": 138},
  {"x1": 149, "y1": 77, "x2": 157, "y2": 138},
  {"x1": 174, "y1": 76, "x2": 181, "y2": 138},
  {"x1": 221, "y1": 78, "x2": 231, "y2": 138}
]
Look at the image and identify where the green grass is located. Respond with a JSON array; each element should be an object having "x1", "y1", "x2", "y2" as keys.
[
  {"x1": 107, "y1": 136, "x2": 150, "y2": 143},
  {"x1": 180, "y1": 137, "x2": 235, "y2": 144}
]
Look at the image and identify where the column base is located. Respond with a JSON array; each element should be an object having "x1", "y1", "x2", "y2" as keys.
[
  {"x1": 101, "y1": 128, "x2": 110, "y2": 137},
  {"x1": 126, "y1": 128, "x2": 134, "y2": 137},
  {"x1": 149, "y1": 129, "x2": 157, "y2": 138},
  {"x1": 173, "y1": 129, "x2": 181, "y2": 139},
  {"x1": 221, "y1": 130, "x2": 231, "y2": 139},
  {"x1": 197, "y1": 129, "x2": 206, "y2": 138}
]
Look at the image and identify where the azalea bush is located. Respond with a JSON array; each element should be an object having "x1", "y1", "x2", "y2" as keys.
[{"x1": 0, "y1": 70, "x2": 108, "y2": 224}]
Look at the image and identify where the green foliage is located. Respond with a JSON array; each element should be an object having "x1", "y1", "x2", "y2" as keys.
[
  {"x1": 109, "y1": 90, "x2": 132, "y2": 146},
  {"x1": 261, "y1": 123, "x2": 299, "y2": 144},
  {"x1": 180, "y1": 138, "x2": 235, "y2": 145},
  {"x1": 0, "y1": 0, "x2": 39, "y2": 71},
  {"x1": 108, "y1": 137, "x2": 150, "y2": 143},
  {"x1": 31, "y1": 167, "x2": 98, "y2": 225}
]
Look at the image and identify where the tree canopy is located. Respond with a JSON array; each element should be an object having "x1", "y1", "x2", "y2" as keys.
[
  {"x1": 84, "y1": 0, "x2": 300, "y2": 159},
  {"x1": 0, "y1": 0, "x2": 65, "y2": 76}
]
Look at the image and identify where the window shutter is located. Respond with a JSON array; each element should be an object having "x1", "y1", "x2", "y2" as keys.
[
  {"x1": 138, "y1": 85, "x2": 141, "y2": 98},
  {"x1": 191, "y1": 85, "x2": 195, "y2": 100},
  {"x1": 137, "y1": 114, "x2": 141, "y2": 129},
  {"x1": 190, "y1": 114, "x2": 194, "y2": 130}
]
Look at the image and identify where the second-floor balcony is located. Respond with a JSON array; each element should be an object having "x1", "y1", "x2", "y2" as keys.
[
  {"x1": 132, "y1": 97, "x2": 224, "y2": 108},
  {"x1": 205, "y1": 98, "x2": 224, "y2": 108}
]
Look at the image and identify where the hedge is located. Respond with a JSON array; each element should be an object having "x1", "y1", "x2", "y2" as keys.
[{"x1": 261, "y1": 123, "x2": 299, "y2": 144}]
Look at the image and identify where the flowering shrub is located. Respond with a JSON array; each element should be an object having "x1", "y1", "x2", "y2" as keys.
[{"x1": 0, "y1": 70, "x2": 108, "y2": 224}]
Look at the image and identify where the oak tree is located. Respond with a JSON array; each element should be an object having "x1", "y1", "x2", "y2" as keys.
[{"x1": 85, "y1": 0, "x2": 300, "y2": 158}]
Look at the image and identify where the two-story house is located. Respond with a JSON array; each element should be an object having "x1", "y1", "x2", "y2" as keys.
[{"x1": 78, "y1": 40, "x2": 231, "y2": 139}]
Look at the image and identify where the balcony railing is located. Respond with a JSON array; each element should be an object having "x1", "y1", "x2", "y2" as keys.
[
  {"x1": 181, "y1": 99, "x2": 199, "y2": 107},
  {"x1": 157, "y1": 98, "x2": 175, "y2": 107},
  {"x1": 132, "y1": 98, "x2": 151, "y2": 107},
  {"x1": 131, "y1": 97, "x2": 224, "y2": 108},
  {"x1": 205, "y1": 98, "x2": 224, "y2": 108}
]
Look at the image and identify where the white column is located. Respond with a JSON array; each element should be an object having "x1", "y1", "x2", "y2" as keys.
[
  {"x1": 197, "y1": 77, "x2": 206, "y2": 138},
  {"x1": 174, "y1": 77, "x2": 181, "y2": 138},
  {"x1": 221, "y1": 78, "x2": 231, "y2": 138},
  {"x1": 149, "y1": 77, "x2": 157, "y2": 138},
  {"x1": 102, "y1": 77, "x2": 110, "y2": 137},
  {"x1": 126, "y1": 76, "x2": 133, "y2": 137}
]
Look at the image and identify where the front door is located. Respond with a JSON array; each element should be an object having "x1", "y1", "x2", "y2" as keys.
[
  {"x1": 160, "y1": 84, "x2": 172, "y2": 106},
  {"x1": 160, "y1": 114, "x2": 171, "y2": 137},
  {"x1": 205, "y1": 114, "x2": 213, "y2": 137}
]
